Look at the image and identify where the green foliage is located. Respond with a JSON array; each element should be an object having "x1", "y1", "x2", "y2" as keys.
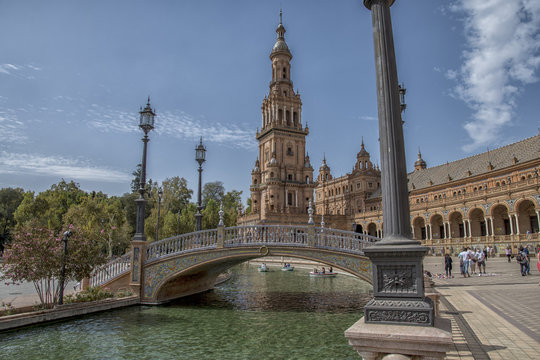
[
  {"x1": 0, "y1": 187, "x2": 24, "y2": 253},
  {"x1": 161, "y1": 176, "x2": 192, "y2": 214},
  {"x1": 63, "y1": 286, "x2": 114, "y2": 304},
  {"x1": 14, "y1": 180, "x2": 85, "y2": 232},
  {"x1": 64, "y1": 195, "x2": 130, "y2": 258},
  {"x1": 202, "y1": 199, "x2": 220, "y2": 229},
  {"x1": 202, "y1": 181, "x2": 224, "y2": 207},
  {"x1": 179, "y1": 203, "x2": 196, "y2": 234},
  {"x1": 245, "y1": 198, "x2": 252, "y2": 215}
]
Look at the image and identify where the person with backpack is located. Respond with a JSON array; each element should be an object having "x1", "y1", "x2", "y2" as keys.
[{"x1": 516, "y1": 247, "x2": 529, "y2": 276}]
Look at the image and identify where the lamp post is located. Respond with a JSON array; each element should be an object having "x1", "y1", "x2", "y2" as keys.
[
  {"x1": 133, "y1": 97, "x2": 155, "y2": 242},
  {"x1": 58, "y1": 230, "x2": 72, "y2": 305},
  {"x1": 177, "y1": 209, "x2": 181, "y2": 235},
  {"x1": 155, "y1": 187, "x2": 163, "y2": 241},
  {"x1": 195, "y1": 137, "x2": 206, "y2": 231}
]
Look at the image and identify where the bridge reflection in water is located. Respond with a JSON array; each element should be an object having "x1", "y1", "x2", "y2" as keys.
[{"x1": 89, "y1": 224, "x2": 378, "y2": 304}]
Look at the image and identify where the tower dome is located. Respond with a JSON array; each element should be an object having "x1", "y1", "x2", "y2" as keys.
[{"x1": 414, "y1": 148, "x2": 427, "y2": 171}]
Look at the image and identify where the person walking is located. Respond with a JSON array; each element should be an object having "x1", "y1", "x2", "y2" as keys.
[
  {"x1": 517, "y1": 247, "x2": 529, "y2": 276},
  {"x1": 506, "y1": 246, "x2": 512, "y2": 262},
  {"x1": 469, "y1": 248, "x2": 477, "y2": 275},
  {"x1": 444, "y1": 253, "x2": 453, "y2": 278},
  {"x1": 477, "y1": 248, "x2": 486, "y2": 275},
  {"x1": 523, "y1": 246, "x2": 530, "y2": 275},
  {"x1": 458, "y1": 248, "x2": 470, "y2": 277}
]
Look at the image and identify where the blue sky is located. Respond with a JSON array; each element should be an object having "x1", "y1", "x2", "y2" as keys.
[{"x1": 1, "y1": 0, "x2": 539, "y2": 205}]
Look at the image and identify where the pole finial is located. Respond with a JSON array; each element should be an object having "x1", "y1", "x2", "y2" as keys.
[{"x1": 280, "y1": 8, "x2": 283, "y2": 24}]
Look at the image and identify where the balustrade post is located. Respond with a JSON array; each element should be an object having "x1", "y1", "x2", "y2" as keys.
[
  {"x1": 129, "y1": 240, "x2": 147, "y2": 299},
  {"x1": 217, "y1": 224, "x2": 225, "y2": 248}
]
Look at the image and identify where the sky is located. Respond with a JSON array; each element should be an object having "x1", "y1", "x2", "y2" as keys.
[{"x1": 1, "y1": 0, "x2": 539, "y2": 205}]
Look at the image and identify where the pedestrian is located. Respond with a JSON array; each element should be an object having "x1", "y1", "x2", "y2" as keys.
[
  {"x1": 469, "y1": 248, "x2": 477, "y2": 275},
  {"x1": 506, "y1": 246, "x2": 512, "y2": 262},
  {"x1": 517, "y1": 246, "x2": 529, "y2": 276},
  {"x1": 477, "y1": 248, "x2": 486, "y2": 275},
  {"x1": 444, "y1": 253, "x2": 453, "y2": 278},
  {"x1": 484, "y1": 246, "x2": 489, "y2": 260},
  {"x1": 458, "y1": 247, "x2": 470, "y2": 277},
  {"x1": 523, "y1": 246, "x2": 530, "y2": 275}
]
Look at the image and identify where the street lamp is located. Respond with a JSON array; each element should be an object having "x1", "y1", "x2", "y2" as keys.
[
  {"x1": 58, "y1": 230, "x2": 72, "y2": 305},
  {"x1": 133, "y1": 97, "x2": 155, "y2": 242},
  {"x1": 195, "y1": 137, "x2": 206, "y2": 231},
  {"x1": 155, "y1": 187, "x2": 163, "y2": 241}
]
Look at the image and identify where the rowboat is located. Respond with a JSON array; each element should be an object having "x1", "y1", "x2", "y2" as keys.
[
  {"x1": 258, "y1": 265, "x2": 268, "y2": 272},
  {"x1": 281, "y1": 266, "x2": 294, "y2": 271}
]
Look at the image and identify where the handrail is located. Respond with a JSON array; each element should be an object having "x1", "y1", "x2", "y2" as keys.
[
  {"x1": 145, "y1": 229, "x2": 218, "y2": 262},
  {"x1": 89, "y1": 252, "x2": 131, "y2": 287}
]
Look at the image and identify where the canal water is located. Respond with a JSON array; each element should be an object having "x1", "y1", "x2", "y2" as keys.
[{"x1": 1, "y1": 264, "x2": 372, "y2": 359}]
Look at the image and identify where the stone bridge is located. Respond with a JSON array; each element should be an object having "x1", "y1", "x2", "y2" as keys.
[{"x1": 88, "y1": 224, "x2": 378, "y2": 304}]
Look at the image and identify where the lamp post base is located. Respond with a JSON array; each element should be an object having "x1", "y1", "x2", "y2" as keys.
[{"x1": 345, "y1": 316, "x2": 452, "y2": 360}]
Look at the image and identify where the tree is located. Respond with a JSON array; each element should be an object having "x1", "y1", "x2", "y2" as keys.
[
  {"x1": 0, "y1": 187, "x2": 24, "y2": 254},
  {"x1": 222, "y1": 190, "x2": 243, "y2": 227},
  {"x1": 0, "y1": 222, "x2": 106, "y2": 306},
  {"x1": 202, "y1": 181, "x2": 225, "y2": 207},
  {"x1": 179, "y1": 203, "x2": 196, "y2": 234},
  {"x1": 202, "y1": 199, "x2": 220, "y2": 229},
  {"x1": 64, "y1": 196, "x2": 130, "y2": 258},
  {"x1": 161, "y1": 176, "x2": 192, "y2": 214},
  {"x1": 13, "y1": 191, "x2": 50, "y2": 229},
  {"x1": 15, "y1": 180, "x2": 86, "y2": 232},
  {"x1": 245, "y1": 198, "x2": 252, "y2": 215}
]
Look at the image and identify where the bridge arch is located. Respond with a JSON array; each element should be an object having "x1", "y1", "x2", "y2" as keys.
[{"x1": 90, "y1": 225, "x2": 378, "y2": 304}]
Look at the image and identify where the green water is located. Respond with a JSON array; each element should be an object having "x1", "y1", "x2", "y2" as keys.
[{"x1": 0, "y1": 264, "x2": 372, "y2": 359}]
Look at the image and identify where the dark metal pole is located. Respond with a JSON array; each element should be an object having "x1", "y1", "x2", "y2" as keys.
[
  {"x1": 362, "y1": 0, "x2": 433, "y2": 326},
  {"x1": 58, "y1": 230, "x2": 72, "y2": 305},
  {"x1": 365, "y1": 0, "x2": 412, "y2": 244},
  {"x1": 133, "y1": 134, "x2": 149, "y2": 241},
  {"x1": 196, "y1": 165, "x2": 203, "y2": 231}
]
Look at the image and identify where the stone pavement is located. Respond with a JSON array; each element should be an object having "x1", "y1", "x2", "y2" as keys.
[{"x1": 423, "y1": 255, "x2": 540, "y2": 359}]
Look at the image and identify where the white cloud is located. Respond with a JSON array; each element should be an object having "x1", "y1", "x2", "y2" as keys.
[
  {"x1": 0, "y1": 63, "x2": 41, "y2": 76},
  {"x1": 0, "y1": 109, "x2": 28, "y2": 145},
  {"x1": 449, "y1": 0, "x2": 540, "y2": 151},
  {"x1": 88, "y1": 106, "x2": 256, "y2": 150},
  {"x1": 0, "y1": 152, "x2": 131, "y2": 183},
  {"x1": 359, "y1": 115, "x2": 377, "y2": 122}
]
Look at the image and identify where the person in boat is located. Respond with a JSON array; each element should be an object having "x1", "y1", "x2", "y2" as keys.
[
  {"x1": 329, "y1": 266, "x2": 333, "y2": 273},
  {"x1": 321, "y1": 267, "x2": 326, "y2": 274},
  {"x1": 313, "y1": 267, "x2": 318, "y2": 274}
]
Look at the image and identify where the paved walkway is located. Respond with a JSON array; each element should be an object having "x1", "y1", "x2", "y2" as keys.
[{"x1": 423, "y1": 255, "x2": 540, "y2": 359}]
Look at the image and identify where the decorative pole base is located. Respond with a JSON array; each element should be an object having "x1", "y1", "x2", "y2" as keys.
[{"x1": 363, "y1": 240, "x2": 434, "y2": 326}]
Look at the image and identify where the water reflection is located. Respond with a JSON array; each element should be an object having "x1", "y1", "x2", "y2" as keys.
[{"x1": 1, "y1": 263, "x2": 372, "y2": 360}]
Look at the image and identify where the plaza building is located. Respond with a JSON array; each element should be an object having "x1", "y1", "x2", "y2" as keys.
[
  {"x1": 316, "y1": 134, "x2": 540, "y2": 255},
  {"x1": 239, "y1": 16, "x2": 540, "y2": 256},
  {"x1": 239, "y1": 14, "x2": 315, "y2": 226}
]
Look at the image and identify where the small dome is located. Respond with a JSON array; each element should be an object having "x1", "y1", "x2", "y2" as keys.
[
  {"x1": 357, "y1": 138, "x2": 370, "y2": 158},
  {"x1": 269, "y1": 157, "x2": 277, "y2": 165},
  {"x1": 272, "y1": 39, "x2": 290, "y2": 55}
]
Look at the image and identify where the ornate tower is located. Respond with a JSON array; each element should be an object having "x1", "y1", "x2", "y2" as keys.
[{"x1": 249, "y1": 12, "x2": 315, "y2": 223}]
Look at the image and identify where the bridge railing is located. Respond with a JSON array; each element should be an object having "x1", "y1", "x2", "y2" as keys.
[
  {"x1": 145, "y1": 229, "x2": 218, "y2": 262},
  {"x1": 314, "y1": 227, "x2": 379, "y2": 253},
  {"x1": 89, "y1": 252, "x2": 132, "y2": 287},
  {"x1": 224, "y1": 225, "x2": 311, "y2": 246},
  {"x1": 223, "y1": 225, "x2": 378, "y2": 253}
]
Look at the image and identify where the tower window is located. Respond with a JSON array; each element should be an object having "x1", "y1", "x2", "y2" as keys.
[
  {"x1": 282, "y1": 67, "x2": 287, "y2": 79},
  {"x1": 278, "y1": 109, "x2": 283, "y2": 121},
  {"x1": 288, "y1": 174, "x2": 293, "y2": 181},
  {"x1": 287, "y1": 192, "x2": 293, "y2": 206},
  {"x1": 287, "y1": 146, "x2": 293, "y2": 155}
]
